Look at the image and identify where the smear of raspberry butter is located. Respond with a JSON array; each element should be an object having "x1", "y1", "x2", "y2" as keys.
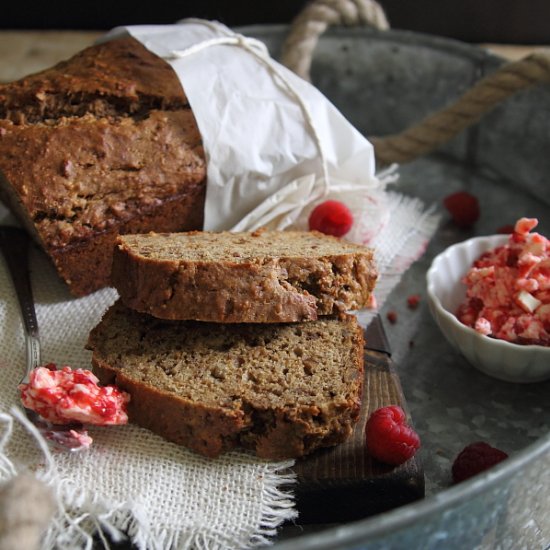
[{"x1": 19, "y1": 364, "x2": 130, "y2": 426}]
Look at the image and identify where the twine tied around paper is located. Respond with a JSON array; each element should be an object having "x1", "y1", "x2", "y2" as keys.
[
  {"x1": 165, "y1": 19, "x2": 331, "y2": 198},
  {"x1": 281, "y1": 0, "x2": 550, "y2": 166}
]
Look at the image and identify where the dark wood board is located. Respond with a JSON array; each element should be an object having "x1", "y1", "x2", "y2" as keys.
[
  {"x1": 293, "y1": 343, "x2": 425, "y2": 524},
  {"x1": 97, "y1": 327, "x2": 424, "y2": 548}
]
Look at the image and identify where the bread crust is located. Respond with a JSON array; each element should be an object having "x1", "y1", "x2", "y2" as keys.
[
  {"x1": 51, "y1": 190, "x2": 205, "y2": 296},
  {"x1": 93, "y1": 356, "x2": 246, "y2": 457},
  {"x1": 113, "y1": 230, "x2": 378, "y2": 323}
]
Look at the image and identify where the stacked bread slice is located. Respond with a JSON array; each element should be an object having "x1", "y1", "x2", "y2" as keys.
[{"x1": 87, "y1": 229, "x2": 378, "y2": 459}]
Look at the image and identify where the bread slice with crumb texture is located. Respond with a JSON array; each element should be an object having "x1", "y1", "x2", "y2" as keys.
[
  {"x1": 112, "y1": 229, "x2": 377, "y2": 323},
  {"x1": 87, "y1": 301, "x2": 364, "y2": 459}
]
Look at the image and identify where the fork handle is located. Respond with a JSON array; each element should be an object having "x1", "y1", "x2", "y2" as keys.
[{"x1": 0, "y1": 228, "x2": 42, "y2": 374}]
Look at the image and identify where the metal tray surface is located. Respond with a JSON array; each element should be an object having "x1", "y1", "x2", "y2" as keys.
[{"x1": 238, "y1": 25, "x2": 550, "y2": 550}]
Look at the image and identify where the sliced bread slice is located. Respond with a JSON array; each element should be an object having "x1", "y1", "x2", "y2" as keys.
[
  {"x1": 87, "y1": 301, "x2": 364, "y2": 459},
  {"x1": 111, "y1": 230, "x2": 377, "y2": 323}
]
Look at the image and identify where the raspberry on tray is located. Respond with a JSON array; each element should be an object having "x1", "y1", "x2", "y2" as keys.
[{"x1": 452, "y1": 442, "x2": 508, "y2": 483}]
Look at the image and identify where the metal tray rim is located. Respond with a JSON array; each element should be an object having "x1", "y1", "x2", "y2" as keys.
[{"x1": 274, "y1": 431, "x2": 550, "y2": 549}]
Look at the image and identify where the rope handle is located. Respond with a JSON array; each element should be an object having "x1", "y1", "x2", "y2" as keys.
[
  {"x1": 281, "y1": 0, "x2": 550, "y2": 165},
  {"x1": 280, "y1": 0, "x2": 389, "y2": 82}
]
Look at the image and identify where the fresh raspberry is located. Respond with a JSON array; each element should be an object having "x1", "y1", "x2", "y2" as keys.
[
  {"x1": 443, "y1": 191, "x2": 480, "y2": 229},
  {"x1": 407, "y1": 294, "x2": 421, "y2": 309},
  {"x1": 452, "y1": 442, "x2": 508, "y2": 483},
  {"x1": 386, "y1": 310, "x2": 398, "y2": 324},
  {"x1": 308, "y1": 200, "x2": 353, "y2": 237},
  {"x1": 366, "y1": 406, "x2": 421, "y2": 465}
]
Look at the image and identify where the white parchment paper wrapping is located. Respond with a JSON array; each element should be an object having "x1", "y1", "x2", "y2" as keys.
[{"x1": 104, "y1": 19, "x2": 387, "y2": 236}]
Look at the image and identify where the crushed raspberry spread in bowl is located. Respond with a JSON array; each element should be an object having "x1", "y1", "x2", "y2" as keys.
[
  {"x1": 456, "y1": 218, "x2": 549, "y2": 346},
  {"x1": 19, "y1": 364, "x2": 130, "y2": 426}
]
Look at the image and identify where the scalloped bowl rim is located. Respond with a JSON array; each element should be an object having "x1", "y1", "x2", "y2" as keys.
[{"x1": 426, "y1": 234, "x2": 550, "y2": 382}]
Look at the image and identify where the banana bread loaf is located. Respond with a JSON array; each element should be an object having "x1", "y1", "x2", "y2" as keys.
[
  {"x1": 0, "y1": 37, "x2": 207, "y2": 296},
  {"x1": 112, "y1": 230, "x2": 378, "y2": 323},
  {"x1": 87, "y1": 301, "x2": 365, "y2": 459}
]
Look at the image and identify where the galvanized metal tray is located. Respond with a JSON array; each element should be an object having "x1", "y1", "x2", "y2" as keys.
[{"x1": 240, "y1": 25, "x2": 550, "y2": 550}]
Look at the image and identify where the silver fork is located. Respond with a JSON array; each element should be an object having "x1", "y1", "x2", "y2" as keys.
[{"x1": 0, "y1": 226, "x2": 89, "y2": 450}]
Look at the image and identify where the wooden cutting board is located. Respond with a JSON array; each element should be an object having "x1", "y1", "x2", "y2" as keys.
[{"x1": 293, "y1": 323, "x2": 425, "y2": 523}]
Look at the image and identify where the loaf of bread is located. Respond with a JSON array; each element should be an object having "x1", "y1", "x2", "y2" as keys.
[
  {"x1": 112, "y1": 229, "x2": 378, "y2": 323},
  {"x1": 86, "y1": 301, "x2": 365, "y2": 459},
  {"x1": 0, "y1": 37, "x2": 207, "y2": 296}
]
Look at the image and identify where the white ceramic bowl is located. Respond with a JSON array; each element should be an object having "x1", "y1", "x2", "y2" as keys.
[{"x1": 426, "y1": 234, "x2": 550, "y2": 383}]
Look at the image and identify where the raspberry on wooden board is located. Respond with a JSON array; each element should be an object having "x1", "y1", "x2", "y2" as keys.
[{"x1": 365, "y1": 406, "x2": 421, "y2": 466}]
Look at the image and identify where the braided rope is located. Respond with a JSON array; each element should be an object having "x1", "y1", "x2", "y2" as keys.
[
  {"x1": 281, "y1": 0, "x2": 550, "y2": 165},
  {"x1": 372, "y1": 51, "x2": 550, "y2": 164},
  {"x1": 281, "y1": 0, "x2": 389, "y2": 81}
]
